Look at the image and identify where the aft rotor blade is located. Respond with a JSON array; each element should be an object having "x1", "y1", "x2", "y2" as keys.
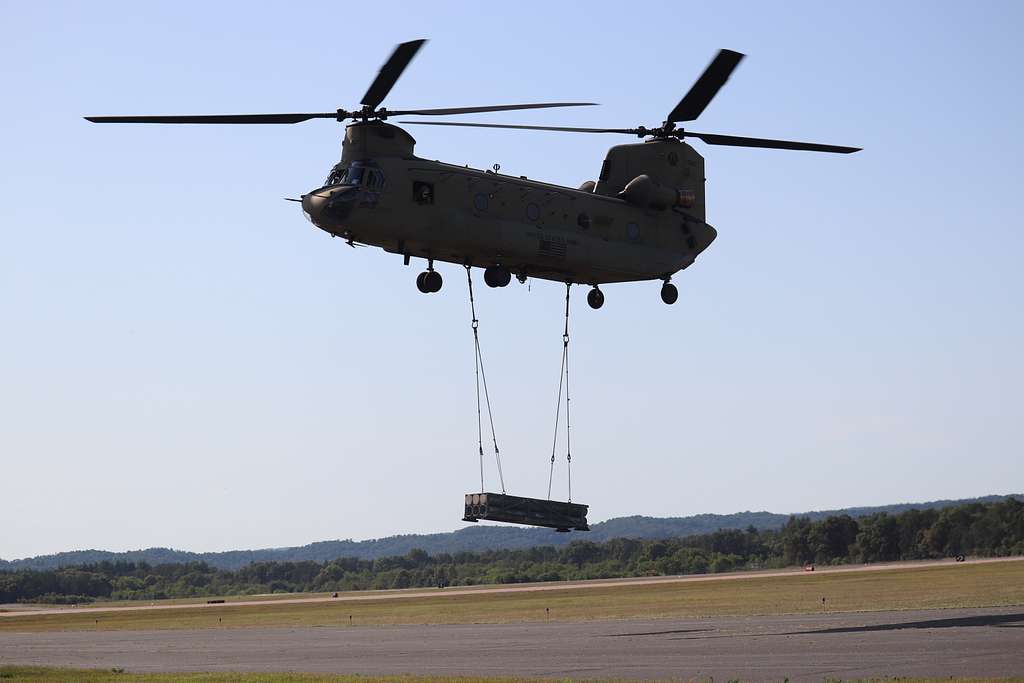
[
  {"x1": 400, "y1": 120, "x2": 636, "y2": 134},
  {"x1": 361, "y1": 39, "x2": 427, "y2": 110},
  {"x1": 683, "y1": 130, "x2": 861, "y2": 153},
  {"x1": 84, "y1": 113, "x2": 340, "y2": 124},
  {"x1": 666, "y1": 49, "x2": 745, "y2": 123},
  {"x1": 390, "y1": 102, "x2": 597, "y2": 116}
]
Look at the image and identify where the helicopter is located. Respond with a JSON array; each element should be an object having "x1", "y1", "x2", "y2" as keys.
[{"x1": 86, "y1": 39, "x2": 859, "y2": 310}]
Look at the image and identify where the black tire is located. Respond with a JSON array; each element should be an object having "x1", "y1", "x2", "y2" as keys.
[
  {"x1": 661, "y1": 282, "x2": 678, "y2": 305},
  {"x1": 484, "y1": 266, "x2": 512, "y2": 288},
  {"x1": 587, "y1": 288, "x2": 604, "y2": 309},
  {"x1": 483, "y1": 267, "x2": 499, "y2": 288},
  {"x1": 425, "y1": 270, "x2": 443, "y2": 293},
  {"x1": 416, "y1": 271, "x2": 431, "y2": 293}
]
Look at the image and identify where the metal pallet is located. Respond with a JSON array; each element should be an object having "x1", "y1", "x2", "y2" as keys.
[{"x1": 463, "y1": 492, "x2": 589, "y2": 532}]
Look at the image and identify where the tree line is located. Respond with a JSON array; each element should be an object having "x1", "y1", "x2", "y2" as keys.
[{"x1": 2, "y1": 498, "x2": 1021, "y2": 604}]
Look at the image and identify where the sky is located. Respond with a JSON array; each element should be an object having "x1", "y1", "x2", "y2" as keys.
[{"x1": 1, "y1": 1, "x2": 1022, "y2": 560}]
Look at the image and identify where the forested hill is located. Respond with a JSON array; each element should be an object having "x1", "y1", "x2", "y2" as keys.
[{"x1": 4, "y1": 494, "x2": 1017, "y2": 571}]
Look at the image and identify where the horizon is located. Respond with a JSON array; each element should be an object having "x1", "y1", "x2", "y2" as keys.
[{"x1": 5, "y1": 491, "x2": 1019, "y2": 562}]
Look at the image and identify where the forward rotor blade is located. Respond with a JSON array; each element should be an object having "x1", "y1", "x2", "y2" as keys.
[
  {"x1": 667, "y1": 49, "x2": 745, "y2": 123},
  {"x1": 400, "y1": 120, "x2": 635, "y2": 134},
  {"x1": 84, "y1": 113, "x2": 340, "y2": 124},
  {"x1": 361, "y1": 39, "x2": 427, "y2": 110},
  {"x1": 682, "y1": 130, "x2": 861, "y2": 154},
  {"x1": 389, "y1": 102, "x2": 597, "y2": 116}
]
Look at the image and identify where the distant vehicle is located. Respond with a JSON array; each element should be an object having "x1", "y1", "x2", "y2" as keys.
[{"x1": 85, "y1": 39, "x2": 859, "y2": 309}]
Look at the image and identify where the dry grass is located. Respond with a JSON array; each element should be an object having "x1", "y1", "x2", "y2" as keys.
[
  {"x1": 1, "y1": 560, "x2": 1021, "y2": 633},
  {"x1": 1, "y1": 668, "x2": 1022, "y2": 683},
  {"x1": 0, "y1": 668, "x2": 666, "y2": 682}
]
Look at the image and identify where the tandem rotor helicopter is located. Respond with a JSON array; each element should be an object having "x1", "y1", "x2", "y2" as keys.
[{"x1": 86, "y1": 39, "x2": 859, "y2": 310}]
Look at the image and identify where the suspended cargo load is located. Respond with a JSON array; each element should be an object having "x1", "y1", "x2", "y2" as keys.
[{"x1": 463, "y1": 492, "x2": 589, "y2": 532}]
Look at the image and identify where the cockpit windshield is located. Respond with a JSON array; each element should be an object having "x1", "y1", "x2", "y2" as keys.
[
  {"x1": 344, "y1": 165, "x2": 365, "y2": 186},
  {"x1": 325, "y1": 164, "x2": 354, "y2": 186},
  {"x1": 325, "y1": 162, "x2": 384, "y2": 190}
]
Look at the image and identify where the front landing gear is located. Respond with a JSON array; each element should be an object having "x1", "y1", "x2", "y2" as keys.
[
  {"x1": 660, "y1": 281, "x2": 678, "y2": 305},
  {"x1": 417, "y1": 264, "x2": 443, "y2": 294},
  {"x1": 483, "y1": 265, "x2": 512, "y2": 288},
  {"x1": 587, "y1": 287, "x2": 604, "y2": 310}
]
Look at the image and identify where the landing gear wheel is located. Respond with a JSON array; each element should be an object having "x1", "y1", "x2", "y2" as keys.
[
  {"x1": 587, "y1": 287, "x2": 604, "y2": 310},
  {"x1": 424, "y1": 270, "x2": 443, "y2": 293},
  {"x1": 416, "y1": 271, "x2": 431, "y2": 294},
  {"x1": 484, "y1": 265, "x2": 512, "y2": 288},
  {"x1": 660, "y1": 282, "x2": 678, "y2": 305}
]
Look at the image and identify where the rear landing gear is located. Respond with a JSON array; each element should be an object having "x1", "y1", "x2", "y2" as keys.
[
  {"x1": 417, "y1": 266, "x2": 442, "y2": 293},
  {"x1": 660, "y1": 281, "x2": 678, "y2": 305},
  {"x1": 587, "y1": 287, "x2": 604, "y2": 310}
]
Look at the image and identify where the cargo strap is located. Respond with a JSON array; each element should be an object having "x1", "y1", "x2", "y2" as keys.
[
  {"x1": 465, "y1": 266, "x2": 505, "y2": 494},
  {"x1": 547, "y1": 283, "x2": 573, "y2": 502}
]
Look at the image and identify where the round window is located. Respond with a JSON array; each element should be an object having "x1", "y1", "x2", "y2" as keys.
[
  {"x1": 626, "y1": 222, "x2": 640, "y2": 240},
  {"x1": 526, "y1": 203, "x2": 540, "y2": 221},
  {"x1": 577, "y1": 213, "x2": 591, "y2": 230},
  {"x1": 474, "y1": 193, "x2": 489, "y2": 212}
]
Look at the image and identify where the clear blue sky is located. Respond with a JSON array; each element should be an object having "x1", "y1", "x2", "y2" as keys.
[{"x1": 2, "y1": 1, "x2": 1021, "y2": 559}]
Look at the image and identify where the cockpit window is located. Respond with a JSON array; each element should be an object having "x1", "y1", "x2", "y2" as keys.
[
  {"x1": 345, "y1": 165, "x2": 366, "y2": 186},
  {"x1": 325, "y1": 163, "x2": 383, "y2": 189},
  {"x1": 326, "y1": 165, "x2": 346, "y2": 186}
]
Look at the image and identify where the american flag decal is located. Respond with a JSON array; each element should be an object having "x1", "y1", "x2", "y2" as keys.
[{"x1": 537, "y1": 239, "x2": 567, "y2": 260}]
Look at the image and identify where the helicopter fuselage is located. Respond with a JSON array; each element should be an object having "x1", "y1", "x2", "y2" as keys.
[
  {"x1": 301, "y1": 122, "x2": 717, "y2": 286},
  {"x1": 87, "y1": 41, "x2": 856, "y2": 306}
]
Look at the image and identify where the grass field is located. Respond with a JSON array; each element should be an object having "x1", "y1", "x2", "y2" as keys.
[
  {"x1": 1, "y1": 669, "x2": 1023, "y2": 683},
  {"x1": 1, "y1": 560, "x2": 1021, "y2": 633},
  {"x1": 0, "y1": 668, "x2": 657, "y2": 682}
]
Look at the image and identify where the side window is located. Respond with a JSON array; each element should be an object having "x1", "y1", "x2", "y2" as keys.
[
  {"x1": 599, "y1": 158, "x2": 611, "y2": 181},
  {"x1": 413, "y1": 181, "x2": 434, "y2": 205}
]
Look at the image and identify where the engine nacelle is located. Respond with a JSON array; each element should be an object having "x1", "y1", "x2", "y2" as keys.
[{"x1": 617, "y1": 174, "x2": 695, "y2": 210}]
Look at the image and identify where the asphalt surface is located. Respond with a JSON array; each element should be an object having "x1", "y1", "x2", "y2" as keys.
[{"x1": 2, "y1": 606, "x2": 1023, "y2": 680}]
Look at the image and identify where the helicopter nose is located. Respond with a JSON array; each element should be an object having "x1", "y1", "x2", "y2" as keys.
[
  {"x1": 301, "y1": 192, "x2": 327, "y2": 225},
  {"x1": 302, "y1": 187, "x2": 358, "y2": 228}
]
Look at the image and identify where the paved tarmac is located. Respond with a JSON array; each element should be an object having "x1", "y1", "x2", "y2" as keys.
[{"x1": 2, "y1": 606, "x2": 1023, "y2": 680}]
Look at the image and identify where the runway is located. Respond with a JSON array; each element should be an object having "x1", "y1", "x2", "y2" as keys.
[{"x1": 2, "y1": 606, "x2": 1022, "y2": 680}]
